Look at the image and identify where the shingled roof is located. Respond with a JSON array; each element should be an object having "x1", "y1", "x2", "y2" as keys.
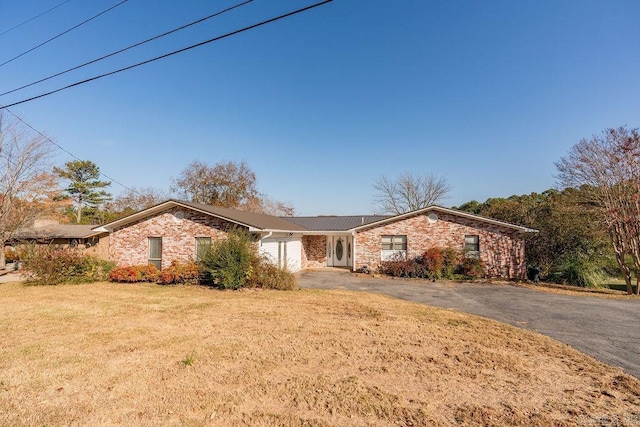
[
  {"x1": 12, "y1": 224, "x2": 98, "y2": 240},
  {"x1": 94, "y1": 199, "x2": 307, "y2": 232}
]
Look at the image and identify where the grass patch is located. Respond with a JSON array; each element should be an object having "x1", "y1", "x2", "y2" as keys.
[
  {"x1": 0, "y1": 282, "x2": 638, "y2": 426},
  {"x1": 180, "y1": 350, "x2": 196, "y2": 367}
]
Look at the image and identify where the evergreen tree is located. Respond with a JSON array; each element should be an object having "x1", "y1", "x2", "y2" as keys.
[{"x1": 54, "y1": 160, "x2": 111, "y2": 223}]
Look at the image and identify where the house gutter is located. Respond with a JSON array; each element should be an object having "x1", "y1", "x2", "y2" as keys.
[{"x1": 258, "y1": 231, "x2": 273, "y2": 248}]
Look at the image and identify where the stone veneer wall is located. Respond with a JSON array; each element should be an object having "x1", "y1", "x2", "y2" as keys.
[
  {"x1": 301, "y1": 235, "x2": 327, "y2": 269},
  {"x1": 355, "y1": 212, "x2": 526, "y2": 278},
  {"x1": 109, "y1": 207, "x2": 236, "y2": 268}
]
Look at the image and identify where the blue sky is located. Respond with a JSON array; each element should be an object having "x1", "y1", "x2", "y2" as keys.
[{"x1": 1, "y1": 0, "x2": 639, "y2": 215}]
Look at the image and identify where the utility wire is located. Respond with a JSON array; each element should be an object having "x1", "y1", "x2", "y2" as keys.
[
  {"x1": 0, "y1": 0, "x2": 334, "y2": 110},
  {"x1": 0, "y1": 0, "x2": 254, "y2": 98},
  {"x1": 0, "y1": 0, "x2": 73, "y2": 37},
  {"x1": 0, "y1": 0, "x2": 128, "y2": 68},
  {"x1": 3, "y1": 107, "x2": 138, "y2": 194}
]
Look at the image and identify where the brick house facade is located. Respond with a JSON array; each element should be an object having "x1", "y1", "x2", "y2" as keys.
[
  {"x1": 92, "y1": 200, "x2": 534, "y2": 279},
  {"x1": 353, "y1": 212, "x2": 526, "y2": 278},
  {"x1": 110, "y1": 206, "x2": 234, "y2": 269}
]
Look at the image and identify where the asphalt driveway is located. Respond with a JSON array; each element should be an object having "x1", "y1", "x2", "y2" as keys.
[{"x1": 300, "y1": 270, "x2": 640, "y2": 379}]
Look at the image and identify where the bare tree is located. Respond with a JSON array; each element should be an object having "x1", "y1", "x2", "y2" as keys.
[
  {"x1": 556, "y1": 126, "x2": 640, "y2": 294},
  {"x1": 372, "y1": 172, "x2": 452, "y2": 215},
  {"x1": 171, "y1": 160, "x2": 260, "y2": 209},
  {"x1": 102, "y1": 187, "x2": 169, "y2": 221},
  {"x1": 0, "y1": 111, "x2": 60, "y2": 268}
]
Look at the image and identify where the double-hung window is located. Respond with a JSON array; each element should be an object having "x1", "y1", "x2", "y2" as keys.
[
  {"x1": 381, "y1": 235, "x2": 407, "y2": 260},
  {"x1": 148, "y1": 237, "x2": 162, "y2": 270},
  {"x1": 464, "y1": 235, "x2": 480, "y2": 257},
  {"x1": 195, "y1": 237, "x2": 212, "y2": 261}
]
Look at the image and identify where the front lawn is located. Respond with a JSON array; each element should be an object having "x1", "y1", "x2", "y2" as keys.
[{"x1": 0, "y1": 282, "x2": 638, "y2": 426}]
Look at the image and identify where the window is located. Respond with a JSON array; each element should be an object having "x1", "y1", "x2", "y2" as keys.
[
  {"x1": 381, "y1": 235, "x2": 407, "y2": 251},
  {"x1": 148, "y1": 237, "x2": 162, "y2": 270},
  {"x1": 195, "y1": 237, "x2": 212, "y2": 261},
  {"x1": 464, "y1": 235, "x2": 479, "y2": 252},
  {"x1": 381, "y1": 235, "x2": 407, "y2": 261}
]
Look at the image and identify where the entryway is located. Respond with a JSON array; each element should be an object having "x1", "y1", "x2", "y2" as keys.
[{"x1": 326, "y1": 235, "x2": 352, "y2": 268}]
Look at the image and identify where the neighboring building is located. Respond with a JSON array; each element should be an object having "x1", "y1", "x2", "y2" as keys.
[
  {"x1": 91, "y1": 200, "x2": 535, "y2": 279},
  {"x1": 6, "y1": 220, "x2": 108, "y2": 259}
]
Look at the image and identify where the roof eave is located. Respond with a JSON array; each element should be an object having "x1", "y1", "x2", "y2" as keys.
[
  {"x1": 94, "y1": 199, "x2": 259, "y2": 232},
  {"x1": 349, "y1": 206, "x2": 536, "y2": 233}
]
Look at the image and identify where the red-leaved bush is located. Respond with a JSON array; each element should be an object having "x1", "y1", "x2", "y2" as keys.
[
  {"x1": 422, "y1": 248, "x2": 444, "y2": 280},
  {"x1": 158, "y1": 261, "x2": 200, "y2": 285},
  {"x1": 108, "y1": 264, "x2": 159, "y2": 283}
]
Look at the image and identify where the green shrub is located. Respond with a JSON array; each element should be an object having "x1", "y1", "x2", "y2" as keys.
[
  {"x1": 198, "y1": 229, "x2": 257, "y2": 289},
  {"x1": 457, "y1": 256, "x2": 485, "y2": 279},
  {"x1": 21, "y1": 245, "x2": 115, "y2": 285},
  {"x1": 548, "y1": 255, "x2": 605, "y2": 288},
  {"x1": 108, "y1": 264, "x2": 160, "y2": 283},
  {"x1": 441, "y1": 248, "x2": 460, "y2": 279}
]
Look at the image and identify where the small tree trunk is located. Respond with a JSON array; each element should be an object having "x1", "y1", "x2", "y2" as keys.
[
  {"x1": 615, "y1": 251, "x2": 633, "y2": 294},
  {"x1": 0, "y1": 243, "x2": 5, "y2": 269},
  {"x1": 76, "y1": 197, "x2": 82, "y2": 223}
]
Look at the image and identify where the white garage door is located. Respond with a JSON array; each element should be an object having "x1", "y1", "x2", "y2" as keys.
[{"x1": 260, "y1": 237, "x2": 302, "y2": 272}]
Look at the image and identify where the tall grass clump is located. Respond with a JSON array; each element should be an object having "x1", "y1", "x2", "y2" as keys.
[{"x1": 549, "y1": 255, "x2": 606, "y2": 288}]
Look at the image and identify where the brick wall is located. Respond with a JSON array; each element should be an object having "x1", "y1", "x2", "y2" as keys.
[
  {"x1": 355, "y1": 212, "x2": 526, "y2": 278},
  {"x1": 109, "y1": 207, "x2": 235, "y2": 268},
  {"x1": 301, "y1": 235, "x2": 326, "y2": 269}
]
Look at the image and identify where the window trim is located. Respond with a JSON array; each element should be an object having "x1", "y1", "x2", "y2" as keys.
[
  {"x1": 464, "y1": 235, "x2": 480, "y2": 253},
  {"x1": 195, "y1": 236, "x2": 212, "y2": 261},
  {"x1": 381, "y1": 235, "x2": 407, "y2": 251},
  {"x1": 148, "y1": 237, "x2": 162, "y2": 270},
  {"x1": 381, "y1": 235, "x2": 407, "y2": 261}
]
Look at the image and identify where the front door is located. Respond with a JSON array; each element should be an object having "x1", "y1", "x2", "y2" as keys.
[{"x1": 327, "y1": 235, "x2": 350, "y2": 267}]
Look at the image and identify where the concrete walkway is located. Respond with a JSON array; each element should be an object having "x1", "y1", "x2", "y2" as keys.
[
  {"x1": 0, "y1": 270, "x2": 24, "y2": 283},
  {"x1": 299, "y1": 270, "x2": 640, "y2": 379}
]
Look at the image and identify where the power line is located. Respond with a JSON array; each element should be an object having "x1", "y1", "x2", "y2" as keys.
[
  {"x1": 3, "y1": 108, "x2": 138, "y2": 194},
  {"x1": 0, "y1": 0, "x2": 128, "y2": 68},
  {"x1": 0, "y1": 0, "x2": 334, "y2": 110},
  {"x1": 0, "y1": 0, "x2": 73, "y2": 37},
  {"x1": 0, "y1": 0, "x2": 254, "y2": 98}
]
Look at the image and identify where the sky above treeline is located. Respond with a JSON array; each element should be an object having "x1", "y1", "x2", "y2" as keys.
[{"x1": 1, "y1": 0, "x2": 638, "y2": 215}]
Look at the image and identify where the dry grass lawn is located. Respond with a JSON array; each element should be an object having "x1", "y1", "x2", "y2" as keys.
[{"x1": 1, "y1": 282, "x2": 639, "y2": 426}]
